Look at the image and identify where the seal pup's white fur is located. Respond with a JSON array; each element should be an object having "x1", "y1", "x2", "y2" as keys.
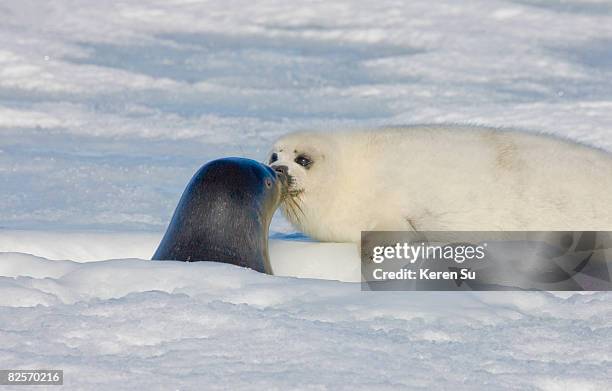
[{"x1": 268, "y1": 125, "x2": 612, "y2": 242}]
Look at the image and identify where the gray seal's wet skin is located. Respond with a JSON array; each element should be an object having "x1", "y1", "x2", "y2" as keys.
[{"x1": 152, "y1": 157, "x2": 286, "y2": 274}]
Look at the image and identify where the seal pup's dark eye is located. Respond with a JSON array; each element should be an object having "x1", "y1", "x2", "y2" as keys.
[
  {"x1": 295, "y1": 154, "x2": 313, "y2": 168},
  {"x1": 269, "y1": 153, "x2": 278, "y2": 164},
  {"x1": 264, "y1": 178, "x2": 273, "y2": 188}
]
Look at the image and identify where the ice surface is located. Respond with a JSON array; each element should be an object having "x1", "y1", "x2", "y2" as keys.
[
  {"x1": 0, "y1": 229, "x2": 362, "y2": 281},
  {"x1": 1, "y1": 250, "x2": 611, "y2": 390},
  {"x1": 1, "y1": 0, "x2": 612, "y2": 389}
]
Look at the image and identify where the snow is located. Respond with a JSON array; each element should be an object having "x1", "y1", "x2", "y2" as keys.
[
  {"x1": 0, "y1": 229, "x2": 361, "y2": 281},
  {"x1": 1, "y1": 0, "x2": 612, "y2": 389},
  {"x1": 1, "y1": 249, "x2": 611, "y2": 390}
]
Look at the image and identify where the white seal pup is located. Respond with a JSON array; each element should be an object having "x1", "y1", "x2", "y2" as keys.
[{"x1": 268, "y1": 125, "x2": 612, "y2": 242}]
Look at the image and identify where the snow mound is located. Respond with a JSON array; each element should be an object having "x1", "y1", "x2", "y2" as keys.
[
  {"x1": 1, "y1": 252, "x2": 611, "y2": 389},
  {"x1": 0, "y1": 229, "x2": 362, "y2": 281}
]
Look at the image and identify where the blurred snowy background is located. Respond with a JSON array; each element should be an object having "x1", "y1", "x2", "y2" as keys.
[
  {"x1": 2, "y1": 0, "x2": 612, "y2": 231},
  {"x1": 1, "y1": 1, "x2": 612, "y2": 389}
]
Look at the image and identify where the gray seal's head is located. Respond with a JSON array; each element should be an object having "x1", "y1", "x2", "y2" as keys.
[{"x1": 152, "y1": 157, "x2": 286, "y2": 274}]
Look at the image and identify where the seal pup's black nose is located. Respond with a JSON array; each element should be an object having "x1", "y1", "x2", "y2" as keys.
[{"x1": 272, "y1": 165, "x2": 288, "y2": 177}]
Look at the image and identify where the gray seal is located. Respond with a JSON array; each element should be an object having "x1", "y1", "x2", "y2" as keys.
[{"x1": 152, "y1": 157, "x2": 285, "y2": 274}]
